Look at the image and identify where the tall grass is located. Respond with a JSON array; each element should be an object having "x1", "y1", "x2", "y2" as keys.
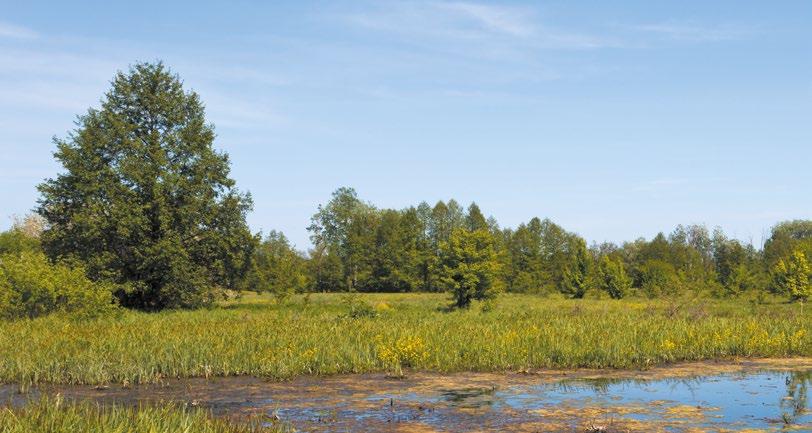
[
  {"x1": 0, "y1": 397, "x2": 281, "y2": 433},
  {"x1": 0, "y1": 293, "x2": 809, "y2": 385}
]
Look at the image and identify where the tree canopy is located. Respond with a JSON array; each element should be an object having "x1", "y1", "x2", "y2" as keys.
[{"x1": 36, "y1": 62, "x2": 256, "y2": 310}]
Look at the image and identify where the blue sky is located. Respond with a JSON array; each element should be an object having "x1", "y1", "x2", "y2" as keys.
[{"x1": 1, "y1": 1, "x2": 810, "y2": 249}]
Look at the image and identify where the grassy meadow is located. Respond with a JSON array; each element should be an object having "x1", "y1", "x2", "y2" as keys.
[{"x1": 0, "y1": 292, "x2": 810, "y2": 386}]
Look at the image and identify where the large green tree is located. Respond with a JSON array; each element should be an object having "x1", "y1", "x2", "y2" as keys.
[{"x1": 37, "y1": 62, "x2": 256, "y2": 310}]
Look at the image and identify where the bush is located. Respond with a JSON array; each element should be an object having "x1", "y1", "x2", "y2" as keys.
[
  {"x1": 438, "y1": 229, "x2": 502, "y2": 308},
  {"x1": 0, "y1": 251, "x2": 116, "y2": 319},
  {"x1": 342, "y1": 292, "x2": 378, "y2": 318}
]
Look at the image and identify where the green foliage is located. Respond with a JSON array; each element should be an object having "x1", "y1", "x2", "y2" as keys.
[
  {"x1": 597, "y1": 255, "x2": 631, "y2": 299},
  {"x1": 638, "y1": 260, "x2": 680, "y2": 298},
  {"x1": 341, "y1": 292, "x2": 378, "y2": 318},
  {"x1": 308, "y1": 187, "x2": 376, "y2": 291},
  {"x1": 307, "y1": 244, "x2": 343, "y2": 292},
  {"x1": 36, "y1": 62, "x2": 256, "y2": 310},
  {"x1": 503, "y1": 217, "x2": 583, "y2": 294},
  {"x1": 0, "y1": 215, "x2": 44, "y2": 255},
  {"x1": 0, "y1": 397, "x2": 279, "y2": 433},
  {"x1": 0, "y1": 251, "x2": 115, "y2": 319},
  {"x1": 439, "y1": 229, "x2": 502, "y2": 308},
  {"x1": 464, "y1": 203, "x2": 488, "y2": 232},
  {"x1": 717, "y1": 264, "x2": 756, "y2": 297},
  {"x1": 772, "y1": 250, "x2": 811, "y2": 302},
  {"x1": 250, "y1": 231, "x2": 307, "y2": 303},
  {"x1": 503, "y1": 220, "x2": 547, "y2": 293},
  {"x1": 0, "y1": 230, "x2": 40, "y2": 256},
  {"x1": 366, "y1": 209, "x2": 425, "y2": 292},
  {"x1": 765, "y1": 220, "x2": 812, "y2": 267},
  {"x1": 303, "y1": 189, "x2": 794, "y2": 300},
  {"x1": 560, "y1": 238, "x2": 591, "y2": 299}
]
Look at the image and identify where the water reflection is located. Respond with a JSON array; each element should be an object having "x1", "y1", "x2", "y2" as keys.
[{"x1": 782, "y1": 370, "x2": 810, "y2": 425}]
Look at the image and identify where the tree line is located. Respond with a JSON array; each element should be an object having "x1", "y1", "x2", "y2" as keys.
[
  {"x1": 255, "y1": 187, "x2": 812, "y2": 305},
  {"x1": 1, "y1": 61, "x2": 810, "y2": 318}
]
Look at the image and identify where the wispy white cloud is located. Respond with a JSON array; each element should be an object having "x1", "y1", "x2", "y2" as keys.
[
  {"x1": 0, "y1": 42, "x2": 288, "y2": 130},
  {"x1": 435, "y1": 2, "x2": 535, "y2": 37},
  {"x1": 0, "y1": 21, "x2": 38, "y2": 39},
  {"x1": 198, "y1": 90, "x2": 285, "y2": 130},
  {"x1": 344, "y1": 1, "x2": 617, "y2": 49},
  {"x1": 634, "y1": 22, "x2": 754, "y2": 42}
]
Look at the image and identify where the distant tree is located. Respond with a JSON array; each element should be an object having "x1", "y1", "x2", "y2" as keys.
[
  {"x1": 560, "y1": 237, "x2": 591, "y2": 298},
  {"x1": 638, "y1": 259, "x2": 680, "y2": 298},
  {"x1": 712, "y1": 234, "x2": 760, "y2": 296},
  {"x1": 439, "y1": 228, "x2": 502, "y2": 308},
  {"x1": 465, "y1": 203, "x2": 488, "y2": 232},
  {"x1": 537, "y1": 218, "x2": 577, "y2": 292},
  {"x1": 505, "y1": 223, "x2": 546, "y2": 292},
  {"x1": 367, "y1": 209, "x2": 422, "y2": 292},
  {"x1": 642, "y1": 233, "x2": 672, "y2": 263},
  {"x1": 597, "y1": 255, "x2": 631, "y2": 299},
  {"x1": 765, "y1": 220, "x2": 812, "y2": 267},
  {"x1": 445, "y1": 200, "x2": 466, "y2": 231},
  {"x1": 36, "y1": 62, "x2": 256, "y2": 310},
  {"x1": 772, "y1": 250, "x2": 811, "y2": 302},
  {"x1": 414, "y1": 202, "x2": 436, "y2": 291},
  {"x1": 720, "y1": 264, "x2": 756, "y2": 297},
  {"x1": 0, "y1": 217, "x2": 42, "y2": 256},
  {"x1": 429, "y1": 200, "x2": 465, "y2": 248},
  {"x1": 307, "y1": 243, "x2": 343, "y2": 292},
  {"x1": 428, "y1": 201, "x2": 452, "y2": 249},
  {"x1": 250, "y1": 231, "x2": 307, "y2": 302},
  {"x1": 308, "y1": 187, "x2": 377, "y2": 291}
]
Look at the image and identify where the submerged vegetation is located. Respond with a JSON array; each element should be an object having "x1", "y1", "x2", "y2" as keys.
[{"x1": 0, "y1": 292, "x2": 809, "y2": 386}]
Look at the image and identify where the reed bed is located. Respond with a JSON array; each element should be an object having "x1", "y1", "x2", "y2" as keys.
[
  {"x1": 0, "y1": 397, "x2": 282, "y2": 433},
  {"x1": 0, "y1": 293, "x2": 809, "y2": 385}
]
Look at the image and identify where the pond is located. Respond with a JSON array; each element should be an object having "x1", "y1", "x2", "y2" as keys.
[{"x1": 2, "y1": 359, "x2": 811, "y2": 432}]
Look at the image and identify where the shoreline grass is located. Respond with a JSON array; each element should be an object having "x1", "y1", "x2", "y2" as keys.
[
  {"x1": 0, "y1": 397, "x2": 282, "y2": 433},
  {"x1": 0, "y1": 293, "x2": 810, "y2": 386}
]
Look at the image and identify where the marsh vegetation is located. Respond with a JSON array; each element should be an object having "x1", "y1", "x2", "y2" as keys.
[{"x1": 1, "y1": 292, "x2": 810, "y2": 386}]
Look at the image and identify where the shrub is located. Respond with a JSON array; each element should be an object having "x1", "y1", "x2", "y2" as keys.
[
  {"x1": 438, "y1": 229, "x2": 502, "y2": 308},
  {"x1": 0, "y1": 251, "x2": 116, "y2": 319},
  {"x1": 342, "y1": 292, "x2": 378, "y2": 318}
]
